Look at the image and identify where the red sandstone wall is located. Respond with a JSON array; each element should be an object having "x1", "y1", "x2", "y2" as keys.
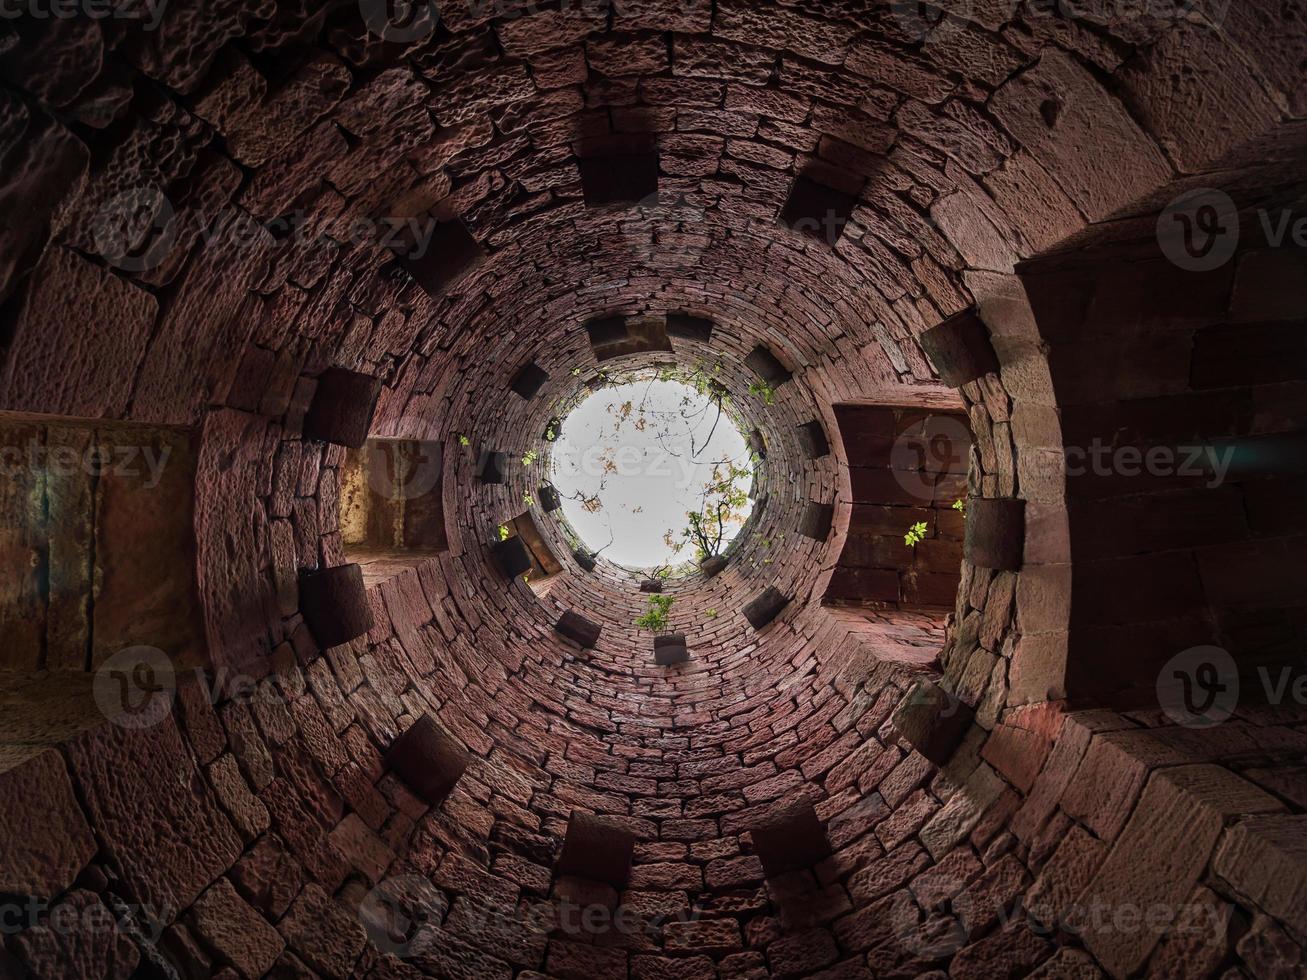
[{"x1": 0, "y1": 0, "x2": 1303, "y2": 978}]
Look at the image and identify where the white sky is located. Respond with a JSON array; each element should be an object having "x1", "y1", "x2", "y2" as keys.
[{"x1": 550, "y1": 377, "x2": 754, "y2": 570}]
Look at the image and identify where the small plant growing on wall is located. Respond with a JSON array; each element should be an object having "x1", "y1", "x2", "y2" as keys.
[
  {"x1": 748, "y1": 379, "x2": 776, "y2": 406},
  {"x1": 904, "y1": 521, "x2": 929, "y2": 548},
  {"x1": 636, "y1": 594, "x2": 675, "y2": 632},
  {"x1": 498, "y1": 524, "x2": 511, "y2": 541},
  {"x1": 953, "y1": 499, "x2": 966, "y2": 515},
  {"x1": 522, "y1": 449, "x2": 539, "y2": 466}
]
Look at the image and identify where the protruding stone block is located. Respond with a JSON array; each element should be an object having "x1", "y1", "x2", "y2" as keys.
[
  {"x1": 892, "y1": 679, "x2": 975, "y2": 766},
  {"x1": 383, "y1": 715, "x2": 468, "y2": 806},
  {"x1": 640, "y1": 579, "x2": 663, "y2": 593},
  {"x1": 744, "y1": 587, "x2": 789, "y2": 629},
  {"x1": 299, "y1": 564, "x2": 374, "y2": 648},
  {"x1": 574, "y1": 550, "x2": 597, "y2": 572},
  {"x1": 303, "y1": 369, "x2": 382, "y2": 449},
  {"x1": 510, "y1": 362, "x2": 549, "y2": 400},
  {"x1": 797, "y1": 420, "x2": 830, "y2": 459},
  {"x1": 965, "y1": 497, "x2": 1025, "y2": 571},
  {"x1": 749, "y1": 428, "x2": 768, "y2": 460},
  {"x1": 745, "y1": 345, "x2": 792, "y2": 386},
  {"x1": 557, "y1": 811, "x2": 635, "y2": 887},
  {"x1": 492, "y1": 536, "x2": 532, "y2": 579},
  {"x1": 0, "y1": 748, "x2": 97, "y2": 898},
  {"x1": 920, "y1": 309, "x2": 1000, "y2": 387},
  {"x1": 579, "y1": 152, "x2": 659, "y2": 207},
  {"x1": 539, "y1": 484, "x2": 562, "y2": 512},
  {"x1": 701, "y1": 556, "x2": 727, "y2": 578},
  {"x1": 556, "y1": 611, "x2": 601, "y2": 649},
  {"x1": 666, "y1": 314, "x2": 713, "y2": 344},
  {"x1": 799, "y1": 502, "x2": 834, "y2": 541},
  {"x1": 478, "y1": 451, "x2": 507, "y2": 485},
  {"x1": 396, "y1": 218, "x2": 485, "y2": 297},
  {"x1": 778, "y1": 175, "x2": 860, "y2": 247},
  {"x1": 747, "y1": 800, "x2": 831, "y2": 877},
  {"x1": 654, "y1": 634, "x2": 689, "y2": 666}
]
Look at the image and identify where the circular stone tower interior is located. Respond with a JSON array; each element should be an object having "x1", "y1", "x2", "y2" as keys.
[{"x1": 0, "y1": 1, "x2": 1305, "y2": 978}]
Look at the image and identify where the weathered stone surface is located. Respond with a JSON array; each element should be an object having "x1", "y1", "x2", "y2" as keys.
[
  {"x1": 1213, "y1": 814, "x2": 1307, "y2": 942},
  {"x1": 2, "y1": 248, "x2": 157, "y2": 417},
  {"x1": 11, "y1": 890, "x2": 140, "y2": 980},
  {"x1": 189, "y1": 877, "x2": 285, "y2": 977},
  {"x1": 1078, "y1": 766, "x2": 1283, "y2": 976},
  {"x1": 64, "y1": 714, "x2": 242, "y2": 914},
  {"x1": 0, "y1": 747, "x2": 97, "y2": 898},
  {"x1": 278, "y1": 883, "x2": 367, "y2": 980}
]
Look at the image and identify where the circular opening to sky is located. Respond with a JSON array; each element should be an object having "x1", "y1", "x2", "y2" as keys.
[{"x1": 549, "y1": 370, "x2": 756, "y2": 572}]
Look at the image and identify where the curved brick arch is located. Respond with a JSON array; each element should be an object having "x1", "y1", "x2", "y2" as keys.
[{"x1": 0, "y1": 2, "x2": 1304, "y2": 978}]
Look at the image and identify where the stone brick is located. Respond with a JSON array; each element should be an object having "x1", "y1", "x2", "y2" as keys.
[
  {"x1": 277, "y1": 883, "x2": 367, "y2": 980},
  {"x1": 299, "y1": 563, "x2": 374, "y2": 648},
  {"x1": 188, "y1": 877, "x2": 285, "y2": 978},
  {"x1": 65, "y1": 715, "x2": 242, "y2": 914},
  {"x1": 654, "y1": 633, "x2": 690, "y2": 666},
  {"x1": 743, "y1": 587, "x2": 790, "y2": 630},
  {"x1": 303, "y1": 368, "x2": 382, "y2": 449},
  {"x1": 555, "y1": 611, "x2": 602, "y2": 649},
  {"x1": 797, "y1": 420, "x2": 830, "y2": 459},
  {"x1": 1078, "y1": 766, "x2": 1282, "y2": 976},
  {"x1": 384, "y1": 713, "x2": 469, "y2": 805},
  {"x1": 919, "y1": 309, "x2": 1000, "y2": 387},
  {"x1": 891, "y1": 679, "x2": 975, "y2": 766},
  {"x1": 0, "y1": 747, "x2": 96, "y2": 898}
]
